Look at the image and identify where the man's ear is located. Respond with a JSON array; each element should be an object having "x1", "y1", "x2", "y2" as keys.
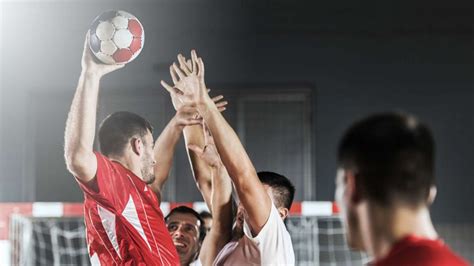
[
  {"x1": 345, "y1": 170, "x2": 362, "y2": 205},
  {"x1": 278, "y1": 207, "x2": 289, "y2": 220},
  {"x1": 427, "y1": 186, "x2": 437, "y2": 205},
  {"x1": 130, "y1": 137, "x2": 142, "y2": 156}
]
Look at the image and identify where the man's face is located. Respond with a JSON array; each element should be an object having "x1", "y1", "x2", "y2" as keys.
[
  {"x1": 166, "y1": 213, "x2": 201, "y2": 263},
  {"x1": 234, "y1": 203, "x2": 245, "y2": 233},
  {"x1": 236, "y1": 184, "x2": 287, "y2": 228},
  {"x1": 335, "y1": 168, "x2": 363, "y2": 249},
  {"x1": 139, "y1": 130, "x2": 155, "y2": 184}
]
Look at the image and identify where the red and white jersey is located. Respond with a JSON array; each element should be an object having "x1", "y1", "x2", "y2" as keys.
[
  {"x1": 75, "y1": 152, "x2": 180, "y2": 265},
  {"x1": 373, "y1": 235, "x2": 469, "y2": 266}
]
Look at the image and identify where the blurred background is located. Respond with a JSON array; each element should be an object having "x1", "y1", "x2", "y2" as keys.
[{"x1": 1, "y1": 0, "x2": 473, "y2": 264}]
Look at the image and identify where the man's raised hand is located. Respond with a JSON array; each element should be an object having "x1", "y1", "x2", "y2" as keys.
[
  {"x1": 81, "y1": 31, "x2": 124, "y2": 78},
  {"x1": 160, "y1": 50, "x2": 218, "y2": 112}
]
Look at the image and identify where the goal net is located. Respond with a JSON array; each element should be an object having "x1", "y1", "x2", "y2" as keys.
[
  {"x1": 286, "y1": 215, "x2": 369, "y2": 265},
  {"x1": 10, "y1": 215, "x2": 89, "y2": 266},
  {"x1": 8, "y1": 213, "x2": 368, "y2": 265}
]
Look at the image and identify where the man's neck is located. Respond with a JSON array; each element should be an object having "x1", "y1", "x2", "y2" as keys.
[
  {"x1": 358, "y1": 201, "x2": 438, "y2": 260},
  {"x1": 181, "y1": 255, "x2": 194, "y2": 266},
  {"x1": 108, "y1": 154, "x2": 142, "y2": 179}
]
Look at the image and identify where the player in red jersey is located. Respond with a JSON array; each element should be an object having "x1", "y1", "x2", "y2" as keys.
[
  {"x1": 64, "y1": 33, "x2": 207, "y2": 265},
  {"x1": 335, "y1": 112, "x2": 469, "y2": 266}
]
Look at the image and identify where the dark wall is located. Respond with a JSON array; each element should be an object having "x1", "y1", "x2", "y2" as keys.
[{"x1": 0, "y1": 1, "x2": 473, "y2": 223}]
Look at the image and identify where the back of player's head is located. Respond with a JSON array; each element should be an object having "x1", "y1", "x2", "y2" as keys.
[
  {"x1": 337, "y1": 112, "x2": 435, "y2": 206},
  {"x1": 258, "y1": 171, "x2": 295, "y2": 210},
  {"x1": 165, "y1": 206, "x2": 206, "y2": 242},
  {"x1": 98, "y1": 112, "x2": 153, "y2": 157}
]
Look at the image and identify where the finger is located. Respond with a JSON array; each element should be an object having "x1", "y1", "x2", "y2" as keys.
[
  {"x1": 215, "y1": 101, "x2": 228, "y2": 108},
  {"x1": 212, "y1": 95, "x2": 224, "y2": 102},
  {"x1": 191, "y1": 50, "x2": 198, "y2": 74},
  {"x1": 173, "y1": 63, "x2": 185, "y2": 80},
  {"x1": 207, "y1": 88, "x2": 211, "y2": 93},
  {"x1": 82, "y1": 31, "x2": 95, "y2": 62},
  {"x1": 218, "y1": 107, "x2": 227, "y2": 112},
  {"x1": 186, "y1": 118, "x2": 203, "y2": 125},
  {"x1": 83, "y1": 31, "x2": 90, "y2": 53},
  {"x1": 188, "y1": 144, "x2": 204, "y2": 155},
  {"x1": 197, "y1": 58, "x2": 205, "y2": 77},
  {"x1": 173, "y1": 87, "x2": 185, "y2": 96},
  {"x1": 170, "y1": 66, "x2": 179, "y2": 84},
  {"x1": 178, "y1": 54, "x2": 191, "y2": 75},
  {"x1": 186, "y1": 59, "x2": 193, "y2": 72},
  {"x1": 161, "y1": 80, "x2": 175, "y2": 94}
]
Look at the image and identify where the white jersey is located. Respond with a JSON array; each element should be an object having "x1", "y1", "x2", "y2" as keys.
[
  {"x1": 213, "y1": 203, "x2": 295, "y2": 265},
  {"x1": 190, "y1": 259, "x2": 202, "y2": 266}
]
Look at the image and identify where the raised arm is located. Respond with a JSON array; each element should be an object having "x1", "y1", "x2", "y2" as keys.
[
  {"x1": 64, "y1": 33, "x2": 124, "y2": 182},
  {"x1": 181, "y1": 94, "x2": 226, "y2": 208},
  {"x1": 149, "y1": 104, "x2": 203, "y2": 197},
  {"x1": 161, "y1": 51, "x2": 272, "y2": 235},
  {"x1": 187, "y1": 125, "x2": 233, "y2": 266},
  {"x1": 163, "y1": 55, "x2": 227, "y2": 208},
  {"x1": 182, "y1": 120, "x2": 213, "y2": 207}
]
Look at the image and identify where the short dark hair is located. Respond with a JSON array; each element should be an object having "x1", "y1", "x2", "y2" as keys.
[
  {"x1": 98, "y1": 112, "x2": 153, "y2": 156},
  {"x1": 337, "y1": 112, "x2": 435, "y2": 206},
  {"x1": 199, "y1": 211, "x2": 212, "y2": 220},
  {"x1": 165, "y1": 206, "x2": 206, "y2": 242},
  {"x1": 258, "y1": 171, "x2": 295, "y2": 210}
]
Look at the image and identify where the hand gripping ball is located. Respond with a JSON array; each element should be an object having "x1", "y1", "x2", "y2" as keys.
[{"x1": 89, "y1": 10, "x2": 144, "y2": 64}]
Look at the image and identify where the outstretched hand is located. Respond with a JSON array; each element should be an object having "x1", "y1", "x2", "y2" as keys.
[
  {"x1": 81, "y1": 31, "x2": 124, "y2": 77},
  {"x1": 160, "y1": 50, "x2": 217, "y2": 111}
]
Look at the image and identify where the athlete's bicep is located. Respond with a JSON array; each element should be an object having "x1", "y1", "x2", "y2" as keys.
[{"x1": 66, "y1": 148, "x2": 97, "y2": 183}]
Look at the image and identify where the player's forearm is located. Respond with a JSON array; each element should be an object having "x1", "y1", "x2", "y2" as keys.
[
  {"x1": 64, "y1": 72, "x2": 101, "y2": 176},
  {"x1": 199, "y1": 164, "x2": 232, "y2": 266},
  {"x1": 151, "y1": 116, "x2": 183, "y2": 192},
  {"x1": 198, "y1": 100, "x2": 272, "y2": 233},
  {"x1": 183, "y1": 125, "x2": 213, "y2": 201},
  {"x1": 199, "y1": 101, "x2": 258, "y2": 189},
  {"x1": 210, "y1": 163, "x2": 233, "y2": 233}
]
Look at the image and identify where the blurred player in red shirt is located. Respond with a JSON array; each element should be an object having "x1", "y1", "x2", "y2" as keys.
[{"x1": 335, "y1": 112, "x2": 469, "y2": 266}]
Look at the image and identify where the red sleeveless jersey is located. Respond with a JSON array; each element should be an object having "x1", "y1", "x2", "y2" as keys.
[{"x1": 75, "y1": 152, "x2": 179, "y2": 265}]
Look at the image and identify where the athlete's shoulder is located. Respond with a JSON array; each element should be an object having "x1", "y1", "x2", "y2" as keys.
[
  {"x1": 377, "y1": 237, "x2": 469, "y2": 266},
  {"x1": 406, "y1": 240, "x2": 468, "y2": 266}
]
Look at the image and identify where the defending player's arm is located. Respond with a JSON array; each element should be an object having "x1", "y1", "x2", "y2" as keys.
[
  {"x1": 161, "y1": 51, "x2": 272, "y2": 235},
  {"x1": 163, "y1": 55, "x2": 227, "y2": 207},
  {"x1": 188, "y1": 125, "x2": 233, "y2": 266},
  {"x1": 149, "y1": 104, "x2": 203, "y2": 198},
  {"x1": 182, "y1": 97, "x2": 226, "y2": 209},
  {"x1": 64, "y1": 33, "x2": 124, "y2": 182}
]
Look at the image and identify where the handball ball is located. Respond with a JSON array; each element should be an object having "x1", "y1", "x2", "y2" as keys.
[{"x1": 88, "y1": 10, "x2": 144, "y2": 64}]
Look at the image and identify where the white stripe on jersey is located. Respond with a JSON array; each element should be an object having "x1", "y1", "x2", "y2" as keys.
[
  {"x1": 90, "y1": 253, "x2": 101, "y2": 266},
  {"x1": 122, "y1": 195, "x2": 152, "y2": 250},
  {"x1": 98, "y1": 205, "x2": 121, "y2": 259}
]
